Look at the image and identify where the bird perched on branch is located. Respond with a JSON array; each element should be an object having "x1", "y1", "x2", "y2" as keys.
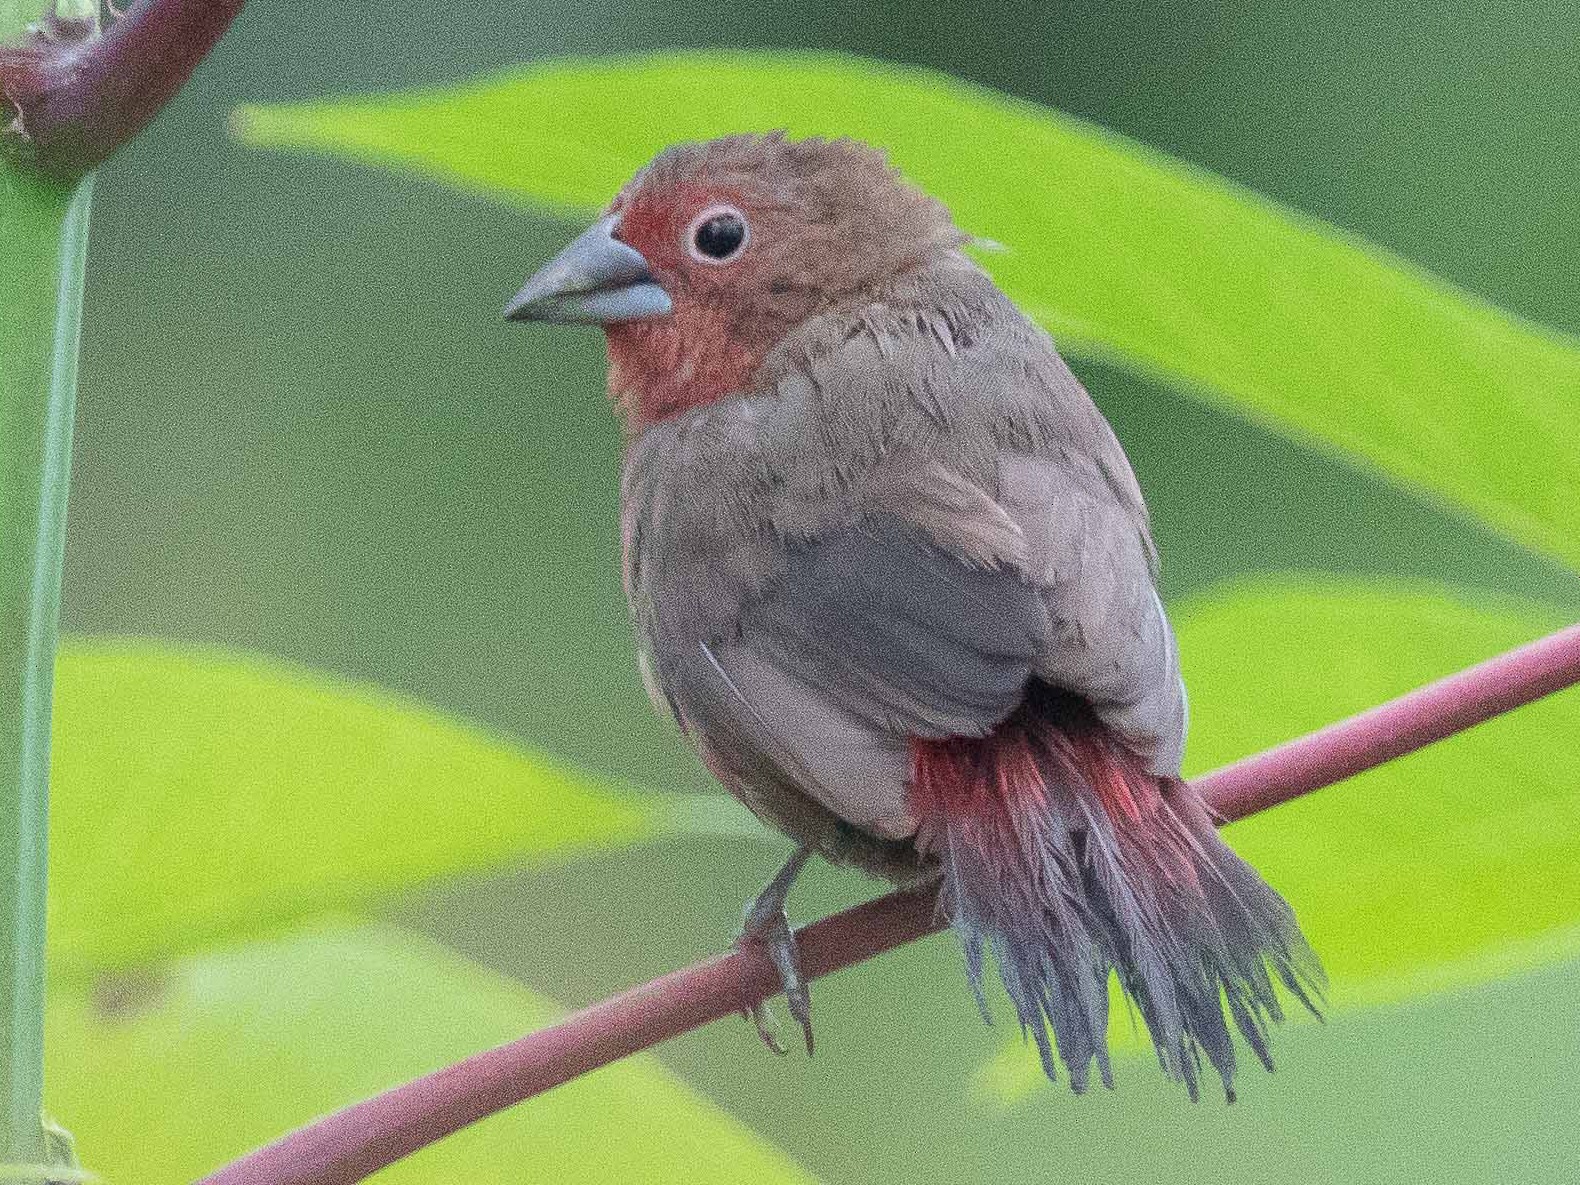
[{"x1": 506, "y1": 132, "x2": 1322, "y2": 1100}]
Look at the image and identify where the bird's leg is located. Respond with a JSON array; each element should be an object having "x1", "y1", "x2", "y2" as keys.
[{"x1": 736, "y1": 845, "x2": 814, "y2": 1056}]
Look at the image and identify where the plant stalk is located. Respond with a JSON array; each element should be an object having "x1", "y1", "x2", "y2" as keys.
[
  {"x1": 0, "y1": 193, "x2": 92, "y2": 1162},
  {"x1": 0, "y1": 1, "x2": 95, "y2": 1170},
  {"x1": 0, "y1": 172, "x2": 93, "y2": 1171},
  {"x1": 2, "y1": 0, "x2": 239, "y2": 1173}
]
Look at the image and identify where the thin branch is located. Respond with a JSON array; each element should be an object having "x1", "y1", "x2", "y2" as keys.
[
  {"x1": 1198, "y1": 620, "x2": 1580, "y2": 820},
  {"x1": 0, "y1": 0, "x2": 246, "y2": 181},
  {"x1": 199, "y1": 620, "x2": 1580, "y2": 1185}
]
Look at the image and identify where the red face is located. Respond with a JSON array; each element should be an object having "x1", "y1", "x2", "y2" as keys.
[
  {"x1": 612, "y1": 182, "x2": 754, "y2": 290},
  {"x1": 601, "y1": 181, "x2": 776, "y2": 435}
]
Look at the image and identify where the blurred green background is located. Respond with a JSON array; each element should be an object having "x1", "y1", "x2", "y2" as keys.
[{"x1": 50, "y1": 0, "x2": 1580, "y2": 1180}]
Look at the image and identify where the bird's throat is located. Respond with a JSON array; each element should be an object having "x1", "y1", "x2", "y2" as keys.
[{"x1": 604, "y1": 310, "x2": 765, "y2": 436}]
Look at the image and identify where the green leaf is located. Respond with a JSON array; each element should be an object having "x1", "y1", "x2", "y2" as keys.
[
  {"x1": 983, "y1": 578, "x2": 1579, "y2": 1099},
  {"x1": 46, "y1": 920, "x2": 818, "y2": 1183},
  {"x1": 231, "y1": 52, "x2": 1580, "y2": 576},
  {"x1": 47, "y1": 638, "x2": 722, "y2": 977}
]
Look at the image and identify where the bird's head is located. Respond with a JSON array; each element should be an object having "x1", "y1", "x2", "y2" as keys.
[{"x1": 506, "y1": 133, "x2": 966, "y2": 434}]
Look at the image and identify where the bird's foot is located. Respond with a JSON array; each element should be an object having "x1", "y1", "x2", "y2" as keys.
[
  {"x1": 737, "y1": 908, "x2": 812, "y2": 1056},
  {"x1": 735, "y1": 846, "x2": 814, "y2": 1056}
]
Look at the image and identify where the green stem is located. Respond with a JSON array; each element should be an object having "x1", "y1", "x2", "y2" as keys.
[
  {"x1": 0, "y1": 2, "x2": 95, "y2": 1169},
  {"x1": 0, "y1": 176, "x2": 92, "y2": 1169},
  {"x1": 2, "y1": 0, "x2": 238, "y2": 1170}
]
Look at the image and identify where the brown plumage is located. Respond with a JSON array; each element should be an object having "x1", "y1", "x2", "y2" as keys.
[{"x1": 508, "y1": 132, "x2": 1322, "y2": 1098}]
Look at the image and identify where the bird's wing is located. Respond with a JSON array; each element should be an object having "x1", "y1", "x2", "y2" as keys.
[
  {"x1": 677, "y1": 466, "x2": 1050, "y2": 844},
  {"x1": 680, "y1": 448, "x2": 1183, "y2": 847},
  {"x1": 737, "y1": 466, "x2": 1050, "y2": 740},
  {"x1": 721, "y1": 271, "x2": 1186, "y2": 775},
  {"x1": 996, "y1": 450, "x2": 1186, "y2": 774}
]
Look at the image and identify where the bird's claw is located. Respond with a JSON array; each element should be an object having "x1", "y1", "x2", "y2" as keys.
[
  {"x1": 735, "y1": 846, "x2": 814, "y2": 1056},
  {"x1": 737, "y1": 907, "x2": 814, "y2": 1057},
  {"x1": 745, "y1": 998, "x2": 788, "y2": 1056}
]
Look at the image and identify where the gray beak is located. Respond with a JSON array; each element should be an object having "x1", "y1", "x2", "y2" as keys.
[{"x1": 504, "y1": 215, "x2": 673, "y2": 324}]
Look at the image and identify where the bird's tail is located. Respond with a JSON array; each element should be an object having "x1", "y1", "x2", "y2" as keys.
[{"x1": 908, "y1": 686, "x2": 1324, "y2": 1101}]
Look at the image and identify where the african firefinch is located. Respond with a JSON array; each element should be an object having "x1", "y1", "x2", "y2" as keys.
[{"x1": 507, "y1": 133, "x2": 1321, "y2": 1100}]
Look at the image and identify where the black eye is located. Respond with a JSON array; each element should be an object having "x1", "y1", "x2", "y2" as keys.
[{"x1": 687, "y1": 205, "x2": 749, "y2": 263}]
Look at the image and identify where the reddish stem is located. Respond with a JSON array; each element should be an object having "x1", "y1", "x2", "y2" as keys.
[
  {"x1": 204, "y1": 889, "x2": 945, "y2": 1185},
  {"x1": 1198, "y1": 620, "x2": 1580, "y2": 821},
  {"x1": 196, "y1": 619, "x2": 1580, "y2": 1185},
  {"x1": 1, "y1": 0, "x2": 246, "y2": 181}
]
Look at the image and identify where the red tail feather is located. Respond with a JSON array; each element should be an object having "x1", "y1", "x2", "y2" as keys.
[{"x1": 907, "y1": 686, "x2": 1322, "y2": 1099}]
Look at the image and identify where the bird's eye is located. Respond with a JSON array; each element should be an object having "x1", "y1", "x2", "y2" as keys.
[{"x1": 686, "y1": 205, "x2": 749, "y2": 264}]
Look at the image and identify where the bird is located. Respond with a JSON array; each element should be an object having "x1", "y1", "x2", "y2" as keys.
[{"x1": 505, "y1": 132, "x2": 1322, "y2": 1101}]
